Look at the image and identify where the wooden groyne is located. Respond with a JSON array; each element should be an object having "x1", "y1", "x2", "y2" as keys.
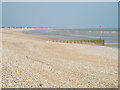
[{"x1": 51, "y1": 39, "x2": 104, "y2": 46}]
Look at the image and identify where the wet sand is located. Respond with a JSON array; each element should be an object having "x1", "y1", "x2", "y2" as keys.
[{"x1": 0, "y1": 28, "x2": 118, "y2": 88}]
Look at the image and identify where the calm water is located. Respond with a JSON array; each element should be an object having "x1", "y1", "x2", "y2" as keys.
[{"x1": 25, "y1": 29, "x2": 118, "y2": 48}]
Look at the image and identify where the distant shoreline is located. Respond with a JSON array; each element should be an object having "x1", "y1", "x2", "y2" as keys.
[
  {"x1": 1, "y1": 27, "x2": 119, "y2": 30},
  {"x1": 23, "y1": 28, "x2": 118, "y2": 48}
]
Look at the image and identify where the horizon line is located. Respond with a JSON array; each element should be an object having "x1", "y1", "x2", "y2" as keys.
[{"x1": 1, "y1": 27, "x2": 118, "y2": 29}]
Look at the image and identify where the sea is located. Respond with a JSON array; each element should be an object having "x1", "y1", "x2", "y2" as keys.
[{"x1": 25, "y1": 28, "x2": 119, "y2": 48}]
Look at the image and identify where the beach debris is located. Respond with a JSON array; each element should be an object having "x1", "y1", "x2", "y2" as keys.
[{"x1": 39, "y1": 83, "x2": 43, "y2": 87}]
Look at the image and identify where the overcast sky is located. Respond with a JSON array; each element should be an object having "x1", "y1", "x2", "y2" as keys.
[{"x1": 2, "y1": 2, "x2": 118, "y2": 29}]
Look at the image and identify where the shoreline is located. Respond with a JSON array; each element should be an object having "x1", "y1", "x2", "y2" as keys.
[
  {"x1": 23, "y1": 28, "x2": 118, "y2": 48},
  {"x1": 1, "y1": 28, "x2": 118, "y2": 88}
]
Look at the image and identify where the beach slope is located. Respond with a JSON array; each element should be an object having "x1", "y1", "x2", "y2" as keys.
[{"x1": 1, "y1": 28, "x2": 118, "y2": 88}]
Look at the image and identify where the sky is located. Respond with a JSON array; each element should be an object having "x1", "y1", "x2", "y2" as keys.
[
  {"x1": 1, "y1": 0, "x2": 120, "y2": 2},
  {"x1": 0, "y1": 2, "x2": 2, "y2": 28},
  {"x1": 2, "y1": 2, "x2": 118, "y2": 29}
]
